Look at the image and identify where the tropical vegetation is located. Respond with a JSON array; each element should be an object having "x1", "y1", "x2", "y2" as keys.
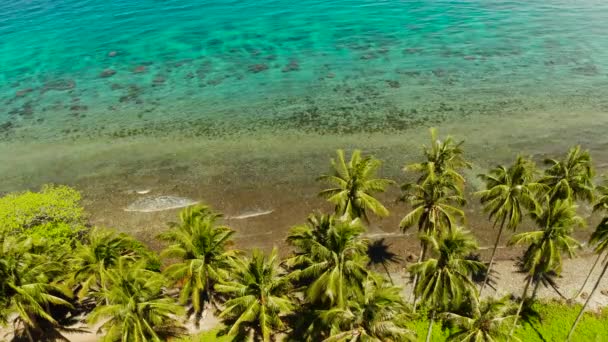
[{"x1": 1, "y1": 129, "x2": 607, "y2": 341}]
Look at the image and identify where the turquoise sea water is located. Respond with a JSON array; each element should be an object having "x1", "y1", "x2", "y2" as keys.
[
  {"x1": 2, "y1": 0, "x2": 608, "y2": 140},
  {"x1": 2, "y1": 0, "x2": 608, "y2": 246}
]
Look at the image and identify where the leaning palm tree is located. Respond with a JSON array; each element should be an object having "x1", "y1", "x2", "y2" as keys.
[
  {"x1": 507, "y1": 199, "x2": 583, "y2": 338},
  {"x1": 318, "y1": 149, "x2": 394, "y2": 221},
  {"x1": 69, "y1": 227, "x2": 144, "y2": 300},
  {"x1": 444, "y1": 296, "x2": 518, "y2": 342},
  {"x1": 574, "y1": 182, "x2": 608, "y2": 299},
  {"x1": 88, "y1": 258, "x2": 186, "y2": 342},
  {"x1": 567, "y1": 216, "x2": 608, "y2": 340},
  {"x1": 540, "y1": 145, "x2": 595, "y2": 203},
  {"x1": 322, "y1": 275, "x2": 416, "y2": 342},
  {"x1": 0, "y1": 235, "x2": 75, "y2": 342},
  {"x1": 409, "y1": 227, "x2": 484, "y2": 342},
  {"x1": 158, "y1": 205, "x2": 237, "y2": 325},
  {"x1": 405, "y1": 128, "x2": 470, "y2": 186},
  {"x1": 216, "y1": 248, "x2": 293, "y2": 342},
  {"x1": 476, "y1": 156, "x2": 542, "y2": 294},
  {"x1": 285, "y1": 215, "x2": 369, "y2": 308}
]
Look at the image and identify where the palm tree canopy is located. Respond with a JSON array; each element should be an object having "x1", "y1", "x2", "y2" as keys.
[
  {"x1": 405, "y1": 128, "x2": 471, "y2": 185},
  {"x1": 444, "y1": 297, "x2": 518, "y2": 342},
  {"x1": 158, "y1": 205, "x2": 237, "y2": 321},
  {"x1": 477, "y1": 156, "x2": 543, "y2": 231},
  {"x1": 286, "y1": 215, "x2": 369, "y2": 308},
  {"x1": 318, "y1": 149, "x2": 394, "y2": 221},
  {"x1": 399, "y1": 173, "x2": 466, "y2": 234},
  {"x1": 540, "y1": 146, "x2": 595, "y2": 203},
  {"x1": 509, "y1": 200, "x2": 583, "y2": 276},
  {"x1": 0, "y1": 234, "x2": 74, "y2": 339},
  {"x1": 409, "y1": 227, "x2": 484, "y2": 313},
  {"x1": 69, "y1": 227, "x2": 148, "y2": 300},
  {"x1": 88, "y1": 258, "x2": 185, "y2": 342},
  {"x1": 216, "y1": 248, "x2": 293, "y2": 342},
  {"x1": 322, "y1": 275, "x2": 416, "y2": 342}
]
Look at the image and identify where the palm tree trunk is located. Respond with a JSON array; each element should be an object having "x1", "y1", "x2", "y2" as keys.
[
  {"x1": 381, "y1": 262, "x2": 394, "y2": 285},
  {"x1": 410, "y1": 241, "x2": 426, "y2": 311},
  {"x1": 567, "y1": 258, "x2": 608, "y2": 341},
  {"x1": 508, "y1": 276, "x2": 532, "y2": 341},
  {"x1": 480, "y1": 218, "x2": 506, "y2": 296},
  {"x1": 573, "y1": 252, "x2": 603, "y2": 299},
  {"x1": 425, "y1": 310, "x2": 435, "y2": 342}
]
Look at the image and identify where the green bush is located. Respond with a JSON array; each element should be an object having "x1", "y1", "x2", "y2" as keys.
[
  {"x1": 0, "y1": 184, "x2": 86, "y2": 249},
  {"x1": 0, "y1": 184, "x2": 85, "y2": 232}
]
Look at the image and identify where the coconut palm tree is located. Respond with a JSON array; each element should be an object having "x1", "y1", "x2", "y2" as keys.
[
  {"x1": 285, "y1": 215, "x2": 369, "y2": 308},
  {"x1": 321, "y1": 275, "x2": 416, "y2": 342},
  {"x1": 318, "y1": 149, "x2": 394, "y2": 222},
  {"x1": 567, "y1": 216, "x2": 608, "y2": 340},
  {"x1": 69, "y1": 227, "x2": 144, "y2": 300},
  {"x1": 444, "y1": 297, "x2": 518, "y2": 342},
  {"x1": 507, "y1": 199, "x2": 583, "y2": 338},
  {"x1": 158, "y1": 205, "x2": 237, "y2": 325},
  {"x1": 88, "y1": 258, "x2": 185, "y2": 342},
  {"x1": 540, "y1": 146, "x2": 595, "y2": 203},
  {"x1": 405, "y1": 128, "x2": 470, "y2": 186},
  {"x1": 400, "y1": 170, "x2": 466, "y2": 305},
  {"x1": 400, "y1": 170, "x2": 466, "y2": 249},
  {"x1": 574, "y1": 182, "x2": 608, "y2": 299},
  {"x1": 476, "y1": 156, "x2": 542, "y2": 294},
  {"x1": 409, "y1": 227, "x2": 484, "y2": 342},
  {"x1": 0, "y1": 235, "x2": 75, "y2": 342},
  {"x1": 216, "y1": 248, "x2": 293, "y2": 341}
]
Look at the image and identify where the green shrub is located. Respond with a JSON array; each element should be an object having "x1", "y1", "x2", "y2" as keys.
[{"x1": 0, "y1": 184, "x2": 85, "y2": 232}]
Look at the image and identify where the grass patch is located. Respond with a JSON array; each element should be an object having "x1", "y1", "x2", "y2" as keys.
[
  {"x1": 513, "y1": 301, "x2": 608, "y2": 342},
  {"x1": 181, "y1": 302, "x2": 608, "y2": 341}
]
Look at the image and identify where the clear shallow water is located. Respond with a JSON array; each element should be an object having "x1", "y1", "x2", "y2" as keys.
[{"x1": 2, "y1": 0, "x2": 608, "y2": 141}]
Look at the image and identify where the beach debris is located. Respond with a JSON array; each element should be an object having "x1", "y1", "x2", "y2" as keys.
[
  {"x1": 135, "y1": 189, "x2": 151, "y2": 195},
  {"x1": 100, "y1": 68, "x2": 117, "y2": 78},
  {"x1": 108, "y1": 51, "x2": 117, "y2": 57},
  {"x1": 248, "y1": 64, "x2": 269, "y2": 73},
  {"x1": 228, "y1": 210, "x2": 274, "y2": 220},
  {"x1": 124, "y1": 195, "x2": 198, "y2": 212},
  {"x1": 42, "y1": 79, "x2": 76, "y2": 92}
]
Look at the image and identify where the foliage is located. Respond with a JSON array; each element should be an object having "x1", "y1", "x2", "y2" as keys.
[
  {"x1": 405, "y1": 128, "x2": 470, "y2": 186},
  {"x1": 286, "y1": 214, "x2": 369, "y2": 308},
  {"x1": 0, "y1": 184, "x2": 85, "y2": 233},
  {"x1": 444, "y1": 297, "x2": 517, "y2": 342},
  {"x1": 410, "y1": 227, "x2": 484, "y2": 313},
  {"x1": 540, "y1": 145, "x2": 595, "y2": 203},
  {"x1": 318, "y1": 149, "x2": 394, "y2": 221},
  {"x1": 216, "y1": 248, "x2": 293, "y2": 341},
  {"x1": 88, "y1": 258, "x2": 186, "y2": 342},
  {"x1": 509, "y1": 200, "x2": 583, "y2": 280},
  {"x1": 322, "y1": 275, "x2": 416, "y2": 342},
  {"x1": 0, "y1": 234, "x2": 76, "y2": 341},
  {"x1": 158, "y1": 205, "x2": 237, "y2": 325},
  {"x1": 69, "y1": 227, "x2": 150, "y2": 300}
]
